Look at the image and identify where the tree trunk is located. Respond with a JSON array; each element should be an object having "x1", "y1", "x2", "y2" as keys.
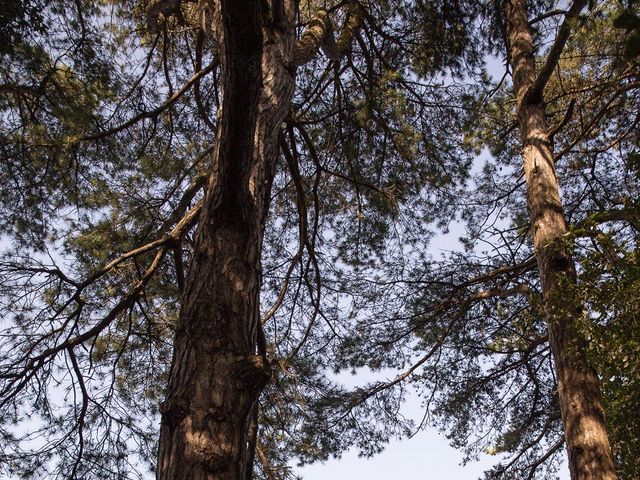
[
  {"x1": 156, "y1": 1, "x2": 295, "y2": 478},
  {"x1": 504, "y1": 1, "x2": 617, "y2": 479}
]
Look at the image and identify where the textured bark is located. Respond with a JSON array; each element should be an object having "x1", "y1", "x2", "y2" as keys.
[
  {"x1": 293, "y1": 2, "x2": 362, "y2": 65},
  {"x1": 156, "y1": 1, "x2": 295, "y2": 479},
  {"x1": 504, "y1": 1, "x2": 618, "y2": 479}
]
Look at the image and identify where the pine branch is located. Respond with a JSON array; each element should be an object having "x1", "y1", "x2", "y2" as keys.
[
  {"x1": 83, "y1": 61, "x2": 218, "y2": 141},
  {"x1": 524, "y1": 0, "x2": 588, "y2": 105}
]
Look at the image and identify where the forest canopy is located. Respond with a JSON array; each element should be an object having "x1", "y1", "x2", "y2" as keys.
[{"x1": 0, "y1": 0, "x2": 638, "y2": 479}]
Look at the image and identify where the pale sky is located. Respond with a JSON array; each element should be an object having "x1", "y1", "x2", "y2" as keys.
[
  {"x1": 296, "y1": 421, "x2": 499, "y2": 479},
  {"x1": 294, "y1": 371, "x2": 570, "y2": 480}
]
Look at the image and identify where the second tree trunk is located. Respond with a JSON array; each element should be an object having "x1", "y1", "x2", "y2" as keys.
[{"x1": 504, "y1": 1, "x2": 617, "y2": 479}]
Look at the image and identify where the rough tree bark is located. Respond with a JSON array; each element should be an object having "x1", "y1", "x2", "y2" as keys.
[
  {"x1": 155, "y1": 1, "x2": 360, "y2": 478},
  {"x1": 155, "y1": 1, "x2": 296, "y2": 479},
  {"x1": 504, "y1": 1, "x2": 618, "y2": 479}
]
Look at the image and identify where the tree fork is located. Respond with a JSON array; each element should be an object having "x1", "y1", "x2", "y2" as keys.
[{"x1": 504, "y1": 1, "x2": 618, "y2": 479}]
